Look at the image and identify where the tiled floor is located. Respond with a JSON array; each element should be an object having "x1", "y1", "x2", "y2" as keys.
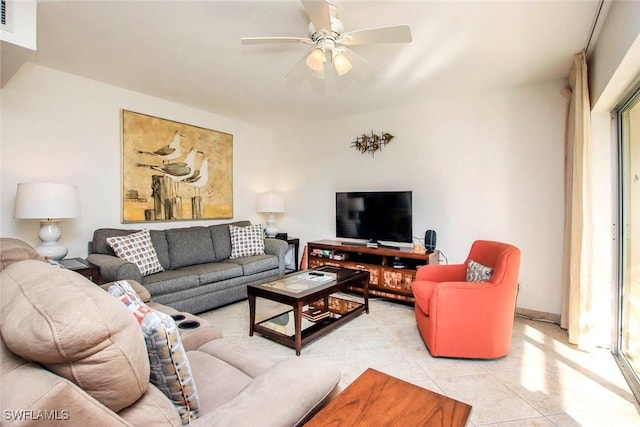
[{"x1": 199, "y1": 296, "x2": 640, "y2": 426}]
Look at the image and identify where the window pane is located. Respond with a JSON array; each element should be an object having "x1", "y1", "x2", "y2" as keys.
[{"x1": 619, "y1": 89, "x2": 640, "y2": 400}]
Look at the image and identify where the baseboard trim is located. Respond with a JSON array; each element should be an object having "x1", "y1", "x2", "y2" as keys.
[{"x1": 515, "y1": 307, "x2": 561, "y2": 325}]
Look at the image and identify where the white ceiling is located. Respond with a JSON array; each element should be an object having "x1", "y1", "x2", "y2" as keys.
[{"x1": 1, "y1": 0, "x2": 602, "y2": 126}]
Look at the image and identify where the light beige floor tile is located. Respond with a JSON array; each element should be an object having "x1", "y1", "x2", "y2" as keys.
[
  {"x1": 481, "y1": 340, "x2": 546, "y2": 374},
  {"x1": 493, "y1": 358, "x2": 636, "y2": 415},
  {"x1": 435, "y1": 373, "x2": 542, "y2": 425},
  {"x1": 478, "y1": 418, "x2": 557, "y2": 427},
  {"x1": 546, "y1": 397, "x2": 640, "y2": 427},
  {"x1": 412, "y1": 353, "x2": 489, "y2": 379},
  {"x1": 195, "y1": 298, "x2": 640, "y2": 425}
]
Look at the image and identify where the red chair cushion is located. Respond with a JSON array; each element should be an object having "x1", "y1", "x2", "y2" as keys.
[{"x1": 412, "y1": 281, "x2": 439, "y2": 315}]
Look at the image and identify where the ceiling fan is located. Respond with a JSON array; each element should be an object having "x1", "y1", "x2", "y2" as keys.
[{"x1": 240, "y1": 0, "x2": 412, "y2": 80}]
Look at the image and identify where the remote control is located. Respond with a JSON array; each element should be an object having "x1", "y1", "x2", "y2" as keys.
[{"x1": 309, "y1": 272, "x2": 324, "y2": 276}]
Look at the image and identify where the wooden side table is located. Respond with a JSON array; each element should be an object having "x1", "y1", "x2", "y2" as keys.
[
  {"x1": 278, "y1": 237, "x2": 300, "y2": 273},
  {"x1": 304, "y1": 368, "x2": 472, "y2": 426},
  {"x1": 286, "y1": 237, "x2": 299, "y2": 272},
  {"x1": 60, "y1": 258, "x2": 102, "y2": 284}
]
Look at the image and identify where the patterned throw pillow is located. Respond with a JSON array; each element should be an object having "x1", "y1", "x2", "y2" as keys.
[
  {"x1": 106, "y1": 229, "x2": 164, "y2": 276},
  {"x1": 466, "y1": 260, "x2": 494, "y2": 282},
  {"x1": 108, "y1": 280, "x2": 152, "y2": 323},
  {"x1": 229, "y1": 224, "x2": 265, "y2": 259},
  {"x1": 109, "y1": 281, "x2": 200, "y2": 425}
]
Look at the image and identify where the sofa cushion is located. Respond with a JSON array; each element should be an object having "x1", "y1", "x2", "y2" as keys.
[
  {"x1": 229, "y1": 224, "x2": 265, "y2": 259},
  {"x1": 150, "y1": 229, "x2": 171, "y2": 270},
  {"x1": 466, "y1": 260, "x2": 493, "y2": 282},
  {"x1": 92, "y1": 228, "x2": 130, "y2": 255},
  {"x1": 187, "y1": 350, "x2": 253, "y2": 414},
  {"x1": 178, "y1": 262, "x2": 243, "y2": 284},
  {"x1": 196, "y1": 339, "x2": 276, "y2": 378},
  {"x1": 193, "y1": 357, "x2": 341, "y2": 426},
  {"x1": 0, "y1": 260, "x2": 149, "y2": 412},
  {"x1": 166, "y1": 227, "x2": 216, "y2": 269},
  {"x1": 93, "y1": 228, "x2": 171, "y2": 270},
  {"x1": 107, "y1": 229, "x2": 165, "y2": 276},
  {"x1": 209, "y1": 221, "x2": 251, "y2": 261},
  {"x1": 0, "y1": 342, "x2": 136, "y2": 426},
  {"x1": 223, "y1": 254, "x2": 278, "y2": 276},
  {"x1": 0, "y1": 238, "x2": 42, "y2": 272},
  {"x1": 142, "y1": 270, "x2": 200, "y2": 296},
  {"x1": 109, "y1": 281, "x2": 200, "y2": 424},
  {"x1": 118, "y1": 385, "x2": 183, "y2": 427}
]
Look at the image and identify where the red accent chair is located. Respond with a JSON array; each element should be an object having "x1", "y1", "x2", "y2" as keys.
[{"x1": 412, "y1": 240, "x2": 521, "y2": 359}]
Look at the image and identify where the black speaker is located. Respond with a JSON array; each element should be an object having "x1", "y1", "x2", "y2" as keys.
[{"x1": 424, "y1": 229, "x2": 437, "y2": 251}]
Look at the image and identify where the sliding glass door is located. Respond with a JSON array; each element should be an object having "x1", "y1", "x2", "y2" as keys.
[{"x1": 616, "y1": 86, "x2": 640, "y2": 401}]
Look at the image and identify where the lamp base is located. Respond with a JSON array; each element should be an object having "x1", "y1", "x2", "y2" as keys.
[
  {"x1": 264, "y1": 213, "x2": 278, "y2": 238},
  {"x1": 36, "y1": 220, "x2": 68, "y2": 261}
]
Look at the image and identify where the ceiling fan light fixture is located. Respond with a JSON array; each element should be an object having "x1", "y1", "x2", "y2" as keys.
[
  {"x1": 333, "y1": 50, "x2": 352, "y2": 76},
  {"x1": 306, "y1": 47, "x2": 326, "y2": 71},
  {"x1": 241, "y1": 0, "x2": 413, "y2": 80}
]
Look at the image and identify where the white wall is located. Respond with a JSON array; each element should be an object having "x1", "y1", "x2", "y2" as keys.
[
  {"x1": 272, "y1": 81, "x2": 567, "y2": 315},
  {"x1": 0, "y1": 64, "x2": 278, "y2": 257},
  {"x1": 1, "y1": 63, "x2": 567, "y2": 315},
  {"x1": 589, "y1": 0, "x2": 640, "y2": 110}
]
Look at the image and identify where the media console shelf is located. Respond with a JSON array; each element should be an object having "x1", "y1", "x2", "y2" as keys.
[{"x1": 307, "y1": 240, "x2": 439, "y2": 303}]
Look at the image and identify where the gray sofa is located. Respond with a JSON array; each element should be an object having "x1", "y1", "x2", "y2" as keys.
[{"x1": 87, "y1": 221, "x2": 288, "y2": 313}]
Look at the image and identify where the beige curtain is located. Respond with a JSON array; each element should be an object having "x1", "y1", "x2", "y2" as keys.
[{"x1": 561, "y1": 52, "x2": 595, "y2": 349}]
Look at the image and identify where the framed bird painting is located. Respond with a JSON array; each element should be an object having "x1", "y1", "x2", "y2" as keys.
[{"x1": 121, "y1": 110, "x2": 233, "y2": 222}]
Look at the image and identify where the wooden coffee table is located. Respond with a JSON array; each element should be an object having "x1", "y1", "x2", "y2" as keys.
[
  {"x1": 304, "y1": 368, "x2": 472, "y2": 427},
  {"x1": 247, "y1": 266, "x2": 369, "y2": 355}
]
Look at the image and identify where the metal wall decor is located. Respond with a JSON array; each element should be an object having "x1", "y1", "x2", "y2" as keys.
[{"x1": 351, "y1": 131, "x2": 394, "y2": 155}]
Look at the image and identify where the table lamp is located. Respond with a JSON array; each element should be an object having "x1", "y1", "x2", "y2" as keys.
[
  {"x1": 14, "y1": 182, "x2": 80, "y2": 261},
  {"x1": 258, "y1": 192, "x2": 285, "y2": 237}
]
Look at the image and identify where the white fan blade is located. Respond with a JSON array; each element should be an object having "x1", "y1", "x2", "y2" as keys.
[
  {"x1": 241, "y1": 37, "x2": 313, "y2": 45},
  {"x1": 302, "y1": 0, "x2": 331, "y2": 33},
  {"x1": 339, "y1": 25, "x2": 412, "y2": 46},
  {"x1": 286, "y1": 49, "x2": 325, "y2": 80},
  {"x1": 340, "y1": 47, "x2": 375, "y2": 76}
]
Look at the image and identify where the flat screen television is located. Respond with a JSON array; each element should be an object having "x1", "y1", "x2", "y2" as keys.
[{"x1": 336, "y1": 191, "x2": 413, "y2": 245}]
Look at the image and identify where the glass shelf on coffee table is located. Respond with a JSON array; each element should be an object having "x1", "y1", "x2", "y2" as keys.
[{"x1": 247, "y1": 266, "x2": 370, "y2": 355}]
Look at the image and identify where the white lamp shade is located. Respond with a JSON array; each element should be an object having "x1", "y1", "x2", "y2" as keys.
[
  {"x1": 258, "y1": 193, "x2": 285, "y2": 214},
  {"x1": 14, "y1": 182, "x2": 80, "y2": 219}
]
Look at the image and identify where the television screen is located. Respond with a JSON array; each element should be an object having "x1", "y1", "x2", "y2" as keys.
[{"x1": 336, "y1": 191, "x2": 413, "y2": 244}]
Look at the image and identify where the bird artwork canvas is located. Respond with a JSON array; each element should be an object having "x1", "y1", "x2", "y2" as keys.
[{"x1": 121, "y1": 110, "x2": 233, "y2": 222}]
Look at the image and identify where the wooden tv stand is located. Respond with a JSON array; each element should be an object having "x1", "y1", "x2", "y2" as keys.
[{"x1": 307, "y1": 240, "x2": 439, "y2": 303}]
